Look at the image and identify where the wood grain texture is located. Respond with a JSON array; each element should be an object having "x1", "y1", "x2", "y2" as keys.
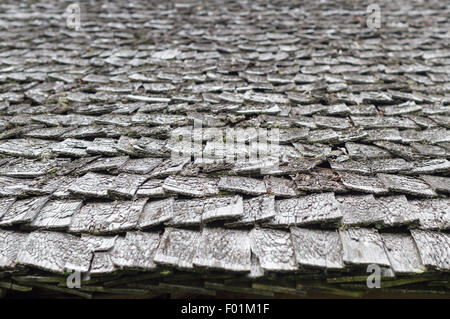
[
  {"x1": 166, "y1": 199, "x2": 204, "y2": 226},
  {"x1": 409, "y1": 198, "x2": 450, "y2": 230},
  {"x1": 16, "y1": 231, "x2": 91, "y2": 273},
  {"x1": 378, "y1": 173, "x2": 437, "y2": 197},
  {"x1": 111, "y1": 231, "x2": 161, "y2": 270},
  {"x1": 30, "y1": 200, "x2": 83, "y2": 229},
  {"x1": 218, "y1": 176, "x2": 267, "y2": 195},
  {"x1": 268, "y1": 192, "x2": 342, "y2": 227},
  {"x1": 225, "y1": 195, "x2": 275, "y2": 227},
  {"x1": 291, "y1": 227, "x2": 344, "y2": 270},
  {"x1": 0, "y1": 230, "x2": 28, "y2": 268},
  {"x1": 202, "y1": 196, "x2": 244, "y2": 223},
  {"x1": 337, "y1": 194, "x2": 385, "y2": 226},
  {"x1": 154, "y1": 228, "x2": 201, "y2": 269},
  {"x1": 411, "y1": 230, "x2": 450, "y2": 271},
  {"x1": 193, "y1": 228, "x2": 251, "y2": 272},
  {"x1": 339, "y1": 228, "x2": 390, "y2": 267},
  {"x1": 0, "y1": 196, "x2": 49, "y2": 226},
  {"x1": 138, "y1": 197, "x2": 174, "y2": 229},
  {"x1": 381, "y1": 233, "x2": 425, "y2": 274},
  {"x1": 162, "y1": 176, "x2": 219, "y2": 197},
  {"x1": 250, "y1": 228, "x2": 297, "y2": 271},
  {"x1": 338, "y1": 171, "x2": 388, "y2": 194},
  {"x1": 376, "y1": 195, "x2": 419, "y2": 227},
  {"x1": 69, "y1": 199, "x2": 147, "y2": 234}
]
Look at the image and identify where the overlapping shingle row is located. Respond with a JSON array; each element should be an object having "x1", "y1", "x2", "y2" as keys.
[{"x1": 0, "y1": 0, "x2": 449, "y2": 297}]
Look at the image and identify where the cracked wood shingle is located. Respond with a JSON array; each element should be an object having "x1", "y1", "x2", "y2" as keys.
[
  {"x1": 111, "y1": 231, "x2": 161, "y2": 270},
  {"x1": 411, "y1": 230, "x2": 450, "y2": 271},
  {"x1": 0, "y1": 230, "x2": 28, "y2": 268},
  {"x1": 381, "y1": 233, "x2": 425, "y2": 274},
  {"x1": 138, "y1": 197, "x2": 174, "y2": 229},
  {"x1": 339, "y1": 228, "x2": 391, "y2": 267},
  {"x1": 69, "y1": 199, "x2": 147, "y2": 234},
  {"x1": 193, "y1": 228, "x2": 251, "y2": 272},
  {"x1": 202, "y1": 195, "x2": 244, "y2": 223},
  {"x1": 154, "y1": 228, "x2": 201, "y2": 269},
  {"x1": 218, "y1": 176, "x2": 267, "y2": 196},
  {"x1": 290, "y1": 227, "x2": 344, "y2": 270},
  {"x1": 162, "y1": 176, "x2": 219, "y2": 198},
  {"x1": 30, "y1": 199, "x2": 83, "y2": 230},
  {"x1": 16, "y1": 231, "x2": 91, "y2": 273},
  {"x1": 166, "y1": 199, "x2": 204, "y2": 227},
  {"x1": 225, "y1": 195, "x2": 275, "y2": 227},
  {"x1": 336, "y1": 195, "x2": 385, "y2": 226},
  {"x1": 250, "y1": 228, "x2": 297, "y2": 272},
  {"x1": 338, "y1": 171, "x2": 388, "y2": 195},
  {"x1": 408, "y1": 198, "x2": 450, "y2": 230},
  {"x1": 378, "y1": 173, "x2": 437, "y2": 197},
  {"x1": 0, "y1": 196, "x2": 49, "y2": 226},
  {"x1": 267, "y1": 192, "x2": 342, "y2": 227}
]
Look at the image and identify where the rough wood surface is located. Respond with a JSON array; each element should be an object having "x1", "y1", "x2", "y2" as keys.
[
  {"x1": 202, "y1": 196, "x2": 244, "y2": 223},
  {"x1": 69, "y1": 199, "x2": 147, "y2": 234},
  {"x1": 250, "y1": 228, "x2": 297, "y2": 271},
  {"x1": 30, "y1": 200, "x2": 83, "y2": 229},
  {"x1": 339, "y1": 228, "x2": 390, "y2": 267},
  {"x1": 338, "y1": 171, "x2": 388, "y2": 194},
  {"x1": 162, "y1": 176, "x2": 219, "y2": 197},
  {"x1": 0, "y1": 230, "x2": 28, "y2": 268},
  {"x1": 218, "y1": 176, "x2": 267, "y2": 195},
  {"x1": 166, "y1": 199, "x2": 204, "y2": 226},
  {"x1": 337, "y1": 194, "x2": 385, "y2": 226},
  {"x1": 268, "y1": 193, "x2": 342, "y2": 227},
  {"x1": 138, "y1": 197, "x2": 174, "y2": 229},
  {"x1": 409, "y1": 199, "x2": 450, "y2": 230},
  {"x1": 381, "y1": 233, "x2": 425, "y2": 274},
  {"x1": 193, "y1": 228, "x2": 251, "y2": 272},
  {"x1": 16, "y1": 231, "x2": 90, "y2": 273},
  {"x1": 225, "y1": 195, "x2": 275, "y2": 227},
  {"x1": 291, "y1": 227, "x2": 344, "y2": 270},
  {"x1": 376, "y1": 195, "x2": 419, "y2": 227},
  {"x1": 154, "y1": 228, "x2": 201, "y2": 269},
  {"x1": 411, "y1": 230, "x2": 450, "y2": 271},
  {"x1": 111, "y1": 231, "x2": 161, "y2": 270},
  {"x1": 0, "y1": 196, "x2": 49, "y2": 226},
  {"x1": 378, "y1": 173, "x2": 437, "y2": 197}
]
